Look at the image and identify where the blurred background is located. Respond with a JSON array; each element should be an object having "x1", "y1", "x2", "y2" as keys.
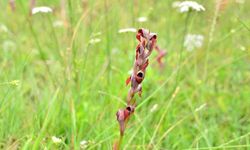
[{"x1": 0, "y1": 0, "x2": 249, "y2": 149}]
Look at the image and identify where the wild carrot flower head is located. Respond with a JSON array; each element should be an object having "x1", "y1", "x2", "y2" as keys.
[
  {"x1": 88, "y1": 32, "x2": 102, "y2": 45},
  {"x1": 32, "y1": 6, "x2": 53, "y2": 15},
  {"x1": 136, "y1": 17, "x2": 148, "y2": 23},
  {"x1": 184, "y1": 34, "x2": 204, "y2": 51},
  {"x1": 51, "y1": 136, "x2": 62, "y2": 144},
  {"x1": 173, "y1": 1, "x2": 205, "y2": 13},
  {"x1": 118, "y1": 28, "x2": 137, "y2": 33},
  {"x1": 80, "y1": 140, "x2": 89, "y2": 149},
  {"x1": 88, "y1": 38, "x2": 101, "y2": 45}
]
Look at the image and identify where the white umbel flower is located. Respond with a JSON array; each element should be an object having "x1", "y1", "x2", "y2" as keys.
[
  {"x1": 80, "y1": 140, "x2": 88, "y2": 149},
  {"x1": 89, "y1": 38, "x2": 101, "y2": 45},
  {"x1": 184, "y1": 34, "x2": 204, "y2": 51},
  {"x1": 173, "y1": 1, "x2": 205, "y2": 13},
  {"x1": 136, "y1": 17, "x2": 148, "y2": 23},
  {"x1": 51, "y1": 136, "x2": 62, "y2": 144},
  {"x1": 118, "y1": 28, "x2": 137, "y2": 33},
  {"x1": 32, "y1": 6, "x2": 53, "y2": 15}
]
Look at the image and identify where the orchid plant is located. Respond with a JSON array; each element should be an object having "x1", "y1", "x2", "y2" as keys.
[{"x1": 114, "y1": 28, "x2": 166, "y2": 149}]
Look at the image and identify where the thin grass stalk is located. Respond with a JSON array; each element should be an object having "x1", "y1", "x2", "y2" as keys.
[
  {"x1": 20, "y1": 4, "x2": 59, "y2": 88},
  {"x1": 61, "y1": 0, "x2": 68, "y2": 28},
  {"x1": 46, "y1": 15, "x2": 63, "y2": 63},
  {"x1": 175, "y1": 12, "x2": 190, "y2": 86},
  {"x1": 67, "y1": 0, "x2": 76, "y2": 83},
  {"x1": 104, "y1": 0, "x2": 111, "y2": 84},
  {"x1": 70, "y1": 98, "x2": 77, "y2": 149},
  {"x1": 204, "y1": 0, "x2": 221, "y2": 80}
]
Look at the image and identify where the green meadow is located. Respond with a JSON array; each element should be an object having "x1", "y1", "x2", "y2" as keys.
[{"x1": 0, "y1": 0, "x2": 249, "y2": 149}]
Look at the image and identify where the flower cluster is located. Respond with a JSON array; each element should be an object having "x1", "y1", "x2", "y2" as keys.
[
  {"x1": 51, "y1": 136, "x2": 62, "y2": 144},
  {"x1": 184, "y1": 34, "x2": 204, "y2": 51},
  {"x1": 118, "y1": 28, "x2": 137, "y2": 33},
  {"x1": 116, "y1": 28, "x2": 157, "y2": 136},
  {"x1": 32, "y1": 6, "x2": 53, "y2": 15},
  {"x1": 136, "y1": 17, "x2": 148, "y2": 23},
  {"x1": 172, "y1": 1, "x2": 205, "y2": 13}
]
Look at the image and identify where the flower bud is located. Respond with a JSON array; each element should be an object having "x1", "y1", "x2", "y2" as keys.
[
  {"x1": 126, "y1": 105, "x2": 135, "y2": 113},
  {"x1": 116, "y1": 109, "x2": 125, "y2": 122},
  {"x1": 149, "y1": 33, "x2": 157, "y2": 40},
  {"x1": 135, "y1": 70, "x2": 144, "y2": 84}
]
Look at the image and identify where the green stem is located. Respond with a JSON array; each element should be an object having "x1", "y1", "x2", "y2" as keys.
[
  {"x1": 104, "y1": 0, "x2": 111, "y2": 84},
  {"x1": 175, "y1": 12, "x2": 190, "y2": 86},
  {"x1": 204, "y1": 0, "x2": 220, "y2": 81}
]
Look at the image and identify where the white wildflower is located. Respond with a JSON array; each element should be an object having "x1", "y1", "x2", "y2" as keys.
[
  {"x1": 32, "y1": 6, "x2": 53, "y2": 15},
  {"x1": 195, "y1": 103, "x2": 207, "y2": 112},
  {"x1": 137, "y1": 17, "x2": 148, "y2": 23},
  {"x1": 118, "y1": 28, "x2": 137, "y2": 33},
  {"x1": 184, "y1": 34, "x2": 204, "y2": 51},
  {"x1": 80, "y1": 140, "x2": 88, "y2": 149},
  {"x1": 150, "y1": 104, "x2": 158, "y2": 112},
  {"x1": 89, "y1": 38, "x2": 101, "y2": 45},
  {"x1": 173, "y1": 1, "x2": 205, "y2": 13},
  {"x1": 51, "y1": 136, "x2": 62, "y2": 144}
]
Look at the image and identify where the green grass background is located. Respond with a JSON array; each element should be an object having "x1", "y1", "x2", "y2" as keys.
[{"x1": 0, "y1": 0, "x2": 250, "y2": 149}]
